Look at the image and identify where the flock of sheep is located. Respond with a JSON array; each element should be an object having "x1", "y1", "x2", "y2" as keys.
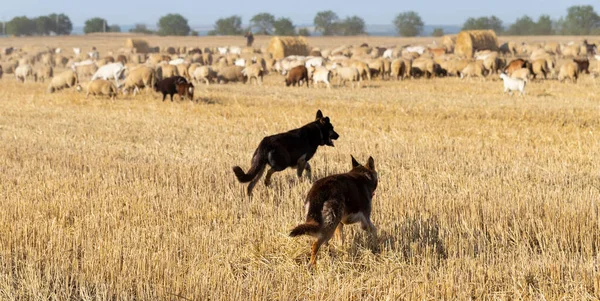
[{"x1": 0, "y1": 37, "x2": 598, "y2": 100}]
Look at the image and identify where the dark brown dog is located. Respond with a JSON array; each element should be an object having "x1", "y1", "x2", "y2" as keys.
[
  {"x1": 290, "y1": 155, "x2": 378, "y2": 266},
  {"x1": 232, "y1": 110, "x2": 339, "y2": 196}
]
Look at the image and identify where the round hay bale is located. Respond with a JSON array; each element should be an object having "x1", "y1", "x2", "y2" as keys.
[
  {"x1": 454, "y1": 30, "x2": 498, "y2": 59},
  {"x1": 267, "y1": 36, "x2": 310, "y2": 60},
  {"x1": 124, "y1": 38, "x2": 151, "y2": 54}
]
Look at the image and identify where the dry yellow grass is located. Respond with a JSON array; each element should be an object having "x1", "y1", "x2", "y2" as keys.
[{"x1": 1, "y1": 35, "x2": 600, "y2": 300}]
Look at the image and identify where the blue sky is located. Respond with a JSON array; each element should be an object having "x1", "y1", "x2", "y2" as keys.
[{"x1": 1, "y1": 0, "x2": 596, "y2": 26}]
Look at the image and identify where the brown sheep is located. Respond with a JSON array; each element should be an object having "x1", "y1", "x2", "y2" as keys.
[
  {"x1": 285, "y1": 65, "x2": 309, "y2": 87},
  {"x1": 531, "y1": 59, "x2": 549, "y2": 79},
  {"x1": 504, "y1": 59, "x2": 529, "y2": 75}
]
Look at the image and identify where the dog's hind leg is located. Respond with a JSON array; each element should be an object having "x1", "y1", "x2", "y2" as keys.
[
  {"x1": 264, "y1": 168, "x2": 275, "y2": 186},
  {"x1": 247, "y1": 165, "x2": 266, "y2": 196},
  {"x1": 334, "y1": 223, "x2": 344, "y2": 245}
]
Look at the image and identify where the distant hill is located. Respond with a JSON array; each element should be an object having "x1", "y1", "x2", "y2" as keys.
[{"x1": 72, "y1": 24, "x2": 462, "y2": 37}]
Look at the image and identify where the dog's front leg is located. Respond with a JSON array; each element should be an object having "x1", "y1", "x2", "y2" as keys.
[{"x1": 304, "y1": 162, "x2": 312, "y2": 181}]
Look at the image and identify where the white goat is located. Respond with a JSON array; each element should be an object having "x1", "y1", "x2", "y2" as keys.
[{"x1": 500, "y1": 73, "x2": 526, "y2": 96}]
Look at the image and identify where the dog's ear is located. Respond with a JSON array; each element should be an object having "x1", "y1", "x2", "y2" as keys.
[
  {"x1": 320, "y1": 116, "x2": 329, "y2": 125},
  {"x1": 316, "y1": 110, "x2": 323, "y2": 120},
  {"x1": 367, "y1": 156, "x2": 375, "y2": 170},
  {"x1": 351, "y1": 155, "x2": 360, "y2": 168}
]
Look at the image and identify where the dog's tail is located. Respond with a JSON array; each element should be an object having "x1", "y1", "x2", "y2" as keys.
[
  {"x1": 232, "y1": 152, "x2": 265, "y2": 183},
  {"x1": 289, "y1": 221, "x2": 321, "y2": 237}
]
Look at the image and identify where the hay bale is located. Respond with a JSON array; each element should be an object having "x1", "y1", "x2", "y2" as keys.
[
  {"x1": 124, "y1": 38, "x2": 151, "y2": 54},
  {"x1": 441, "y1": 35, "x2": 456, "y2": 52},
  {"x1": 267, "y1": 36, "x2": 309, "y2": 60},
  {"x1": 454, "y1": 30, "x2": 498, "y2": 59}
]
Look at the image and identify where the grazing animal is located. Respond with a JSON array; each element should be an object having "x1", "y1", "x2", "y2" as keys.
[
  {"x1": 154, "y1": 76, "x2": 190, "y2": 101},
  {"x1": 289, "y1": 156, "x2": 378, "y2": 266},
  {"x1": 121, "y1": 66, "x2": 156, "y2": 96},
  {"x1": 334, "y1": 65, "x2": 361, "y2": 88},
  {"x1": 192, "y1": 66, "x2": 217, "y2": 85},
  {"x1": 91, "y1": 62, "x2": 127, "y2": 87},
  {"x1": 510, "y1": 68, "x2": 531, "y2": 82},
  {"x1": 558, "y1": 61, "x2": 579, "y2": 83},
  {"x1": 500, "y1": 73, "x2": 526, "y2": 96},
  {"x1": 217, "y1": 66, "x2": 246, "y2": 84},
  {"x1": 34, "y1": 66, "x2": 53, "y2": 82},
  {"x1": 175, "y1": 80, "x2": 194, "y2": 101},
  {"x1": 285, "y1": 65, "x2": 309, "y2": 87},
  {"x1": 309, "y1": 66, "x2": 332, "y2": 89},
  {"x1": 78, "y1": 79, "x2": 118, "y2": 100},
  {"x1": 232, "y1": 110, "x2": 339, "y2": 196},
  {"x1": 47, "y1": 70, "x2": 78, "y2": 93},
  {"x1": 241, "y1": 63, "x2": 264, "y2": 85},
  {"x1": 14, "y1": 65, "x2": 34, "y2": 82},
  {"x1": 573, "y1": 58, "x2": 590, "y2": 74},
  {"x1": 504, "y1": 58, "x2": 529, "y2": 75}
]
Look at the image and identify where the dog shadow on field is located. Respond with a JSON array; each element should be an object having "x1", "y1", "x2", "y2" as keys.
[
  {"x1": 293, "y1": 213, "x2": 448, "y2": 266},
  {"x1": 348, "y1": 213, "x2": 448, "y2": 263}
]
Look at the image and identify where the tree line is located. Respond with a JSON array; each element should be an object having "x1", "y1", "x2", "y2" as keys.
[{"x1": 2, "y1": 5, "x2": 599, "y2": 37}]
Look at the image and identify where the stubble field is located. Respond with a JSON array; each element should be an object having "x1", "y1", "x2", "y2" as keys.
[{"x1": 1, "y1": 35, "x2": 600, "y2": 300}]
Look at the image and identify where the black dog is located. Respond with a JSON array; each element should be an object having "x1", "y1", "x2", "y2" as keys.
[{"x1": 233, "y1": 110, "x2": 339, "y2": 196}]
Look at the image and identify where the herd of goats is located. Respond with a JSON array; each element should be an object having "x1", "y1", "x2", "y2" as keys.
[{"x1": 0, "y1": 38, "x2": 598, "y2": 100}]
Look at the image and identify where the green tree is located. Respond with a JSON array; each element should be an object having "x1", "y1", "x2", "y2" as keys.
[
  {"x1": 462, "y1": 16, "x2": 504, "y2": 33},
  {"x1": 208, "y1": 15, "x2": 243, "y2": 35},
  {"x1": 506, "y1": 15, "x2": 535, "y2": 35},
  {"x1": 84, "y1": 17, "x2": 108, "y2": 34},
  {"x1": 48, "y1": 13, "x2": 72, "y2": 35},
  {"x1": 109, "y1": 24, "x2": 121, "y2": 32},
  {"x1": 298, "y1": 27, "x2": 311, "y2": 36},
  {"x1": 6, "y1": 16, "x2": 35, "y2": 36},
  {"x1": 314, "y1": 10, "x2": 339, "y2": 36},
  {"x1": 129, "y1": 23, "x2": 154, "y2": 34},
  {"x1": 157, "y1": 14, "x2": 191, "y2": 36},
  {"x1": 559, "y1": 5, "x2": 600, "y2": 35},
  {"x1": 393, "y1": 11, "x2": 424, "y2": 37},
  {"x1": 431, "y1": 27, "x2": 444, "y2": 37},
  {"x1": 340, "y1": 16, "x2": 366, "y2": 35},
  {"x1": 273, "y1": 17, "x2": 296, "y2": 36},
  {"x1": 35, "y1": 16, "x2": 53, "y2": 35},
  {"x1": 534, "y1": 15, "x2": 554, "y2": 35},
  {"x1": 250, "y1": 13, "x2": 275, "y2": 35}
]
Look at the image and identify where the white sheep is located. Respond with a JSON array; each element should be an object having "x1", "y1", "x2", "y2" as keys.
[
  {"x1": 500, "y1": 73, "x2": 526, "y2": 96},
  {"x1": 14, "y1": 64, "x2": 33, "y2": 82},
  {"x1": 309, "y1": 66, "x2": 332, "y2": 89},
  {"x1": 192, "y1": 66, "x2": 216, "y2": 85}
]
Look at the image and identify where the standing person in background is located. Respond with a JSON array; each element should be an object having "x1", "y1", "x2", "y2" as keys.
[{"x1": 245, "y1": 32, "x2": 254, "y2": 47}]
